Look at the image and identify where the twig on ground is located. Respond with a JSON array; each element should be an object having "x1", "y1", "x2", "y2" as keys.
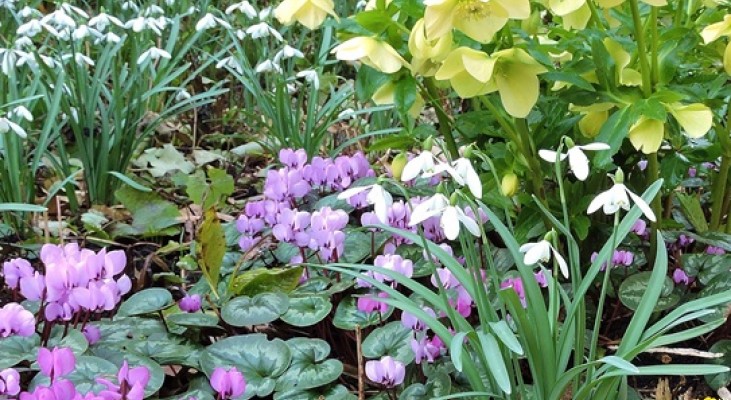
[{"x1": 606, "y1": 345, "x2": 724, "y2": 359}]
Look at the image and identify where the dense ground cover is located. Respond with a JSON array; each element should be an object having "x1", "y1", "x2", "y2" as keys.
[{"x1": 1, "y1": 0, "x2": 731, "y2": 399}]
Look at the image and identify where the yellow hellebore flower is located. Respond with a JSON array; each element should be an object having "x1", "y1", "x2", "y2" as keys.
[
  {"x1": 372, "y1": 82, "x2": 425, "y2": 118},
  {"x1": 489, "y1": 48, "x2": 548, "y2": 118},
  {"x1": 409, "y1": 18, "x2": 453, "y2": 77},
  {"x1": 603, "y1": 38, "x2": 642, "y2": 87},
  {"x1": 423, "y1": 0, "x2": 530, "y2": 43},
  {"x1": 274, "y1": 0, "x2": 338, "y2": 30},
  {"x1": 629, "y1": 103, "x2": 712, "y2": 154},
  {"x1": 434, "y1": 47, "x2": 497, "y2": 98},
  {"x1": 332, "y1": 37, "x2": 410, "y2": 74},
  {"x1": 701, "y1": 15, "x2": 731, "y2": 74},
  {"x1": 570, "y1": 103, "x2": 616, "y2": 138}
]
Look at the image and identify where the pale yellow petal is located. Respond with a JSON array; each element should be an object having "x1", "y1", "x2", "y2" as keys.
[
  {"x1": 667, "y1": 103, "x2": 712, "y2": 139},
  {"x1": 620, "y1": 68, "x2": 643, "y2": 86},
  {"x1": 628, "y1": 117, "x2": 665, "y2": 154},
  {"x1": 725, "y1": 41, "x2": 731, "y2": 74},
  {"x1": 293, "y1": 6, "x2": 328, "y2": 29},
  {"x1": 371, "y1": 82, "x2": 396, "y2": 105},
  {"x1": 495, "y1": 63, "x2": 541, "y2": 118},
  {"x1": 578, "y1": 110, "x2": 609, "y2": 138},
  {"x1": 456, "y1": 14, "x2": 506, "y2": 43},
  {"x1": 331, "y1": 37, "x2": 370, "y2": 60},
  {"x1": 274, "y1": 0, "x2": 307, "y2": 24},
  {"x1": 462, "y1": 51, "x2": 495, "y2": 82},
  {"x1": 701, "y1": 15, "x2": 731, "y2": 44},
  {"x1": 424, "y1": 0, "x2": 457, "y2": 40},
  {"x1": 562, "y1": 3, "x2": 591, "y2": 30},
  {"x1": 495, "y1": 0, "x2": 531, "y2": 19},
  {"x1": 451, "y1": 71, "x2": 495, "y2": 98},
  {"x1": 641, "y1": 0, "x2": 667, "y2": 5},
  {"x1": 549, "y1": 0, "x2": 585, "y2": 16},
  {"x1": 596, "y1": 0, "x2": 624, "y2": 7}
]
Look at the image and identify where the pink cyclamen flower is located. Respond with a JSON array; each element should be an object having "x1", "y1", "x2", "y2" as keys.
[
  {"x1": 82, "y1": 325, "x2": 101, "y2": 345},
  {"x1": 179, "y1": 294, "x2": 202, "y2": 313},
  {"x1": 706, "y1": 246, "x2": 726, "y2": 255},
  {"x1": 365, "y1": 356, "x2": 405, "y2": 388},
  {"x1": 19, "y1": 380, "x2": 76, "y2": 400},
  {"x1": 631, "y1": 219, "x2": 647, "y2": 236},
  {"x1": 2, "y1": 258, "x2": 34, "y2": 290},
  {"x1": 38, "y1": 347, "x2": 76, "y2": 382},
  {"x1": 0, "y1": 368, "x2": 21, "y2": 396},
  {"x1": 673, "y1": 269, "x2": 690, "y2": 286},
  {"x1": 412, "y1": 335, "x2": 445, "y2": 364},
  {"x1": 210, "y1": 366, "x2": 246, "y2": 399},
  {"x1": 97, "y1": 361, "x2": 150, "y2": 400},
  {"x1": 357, "y1": 292, "x2": 389, "y2": 314},
  {"x1": 0, "y1": 302, "x2": 35, "y2": 337}
]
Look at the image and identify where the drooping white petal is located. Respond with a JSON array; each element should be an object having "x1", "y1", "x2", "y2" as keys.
[
  {"x1": 551, "y1": 247, "x2": 569, "y2": 278},
  {"x1": 441, "y1": 206, "x2": 461, "y2": 240},
  {"x1": 625, "y1": 186, "x2": 657, "y2": 222},
  {"x1": 567, "y1": 147, "x2": 590, "y2": 181},
  {"x1": 409, "y1": 194, "x2": 448, "y2": 226},
  {"x1": 522, "y1": 240, "x2": 551, "y2": 265},
  {"x1": 452, "y1": 158, "x2": 482, "y2": 198},
  {"x1": 538, "y1": 149, "x2": 568, "y2": 163},
  {"x1": 337, "y1": 185, "x2": 371, "y2": 200},
  {"x1": 368, "y1": 184, "x2": 393, "y2": 225},
  {"x1": 578, "y1": 142, "x2": 611, "y2": 151},
  {"x1": 455, "y1": 207, "x2": 481, "y2": 236},
  {"x1": 401, "y1": 152, "x2": 434, "y2": 182},
  {"x1": 587, "y1": 189, "x2": 611, "y2": 215}
]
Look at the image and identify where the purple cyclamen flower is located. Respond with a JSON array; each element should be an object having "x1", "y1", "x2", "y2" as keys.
[
  {"x1": 357, "y1": 254, "x2": 413, "y2": 288},
  {"x1": 272, "y1": 208, "x2": 311, "y2": 247},
  {"x1": 97, "y1": 361, "x2": 150, "y2": 400},
  {"x1": 0, "y1": 302, "x2": 35, "y2": 337},
  {"x1": 20, "y1": 380, "x2": 76, "y2": 400},
  {"x1": 637, "y1": 159, "x2": 648, "y2": 171},
  {"x1": 357, "y1": 292, "x2": 389, "y2": 314},
  {"x1": 678, "y1": 234, "x2": 694, "y2": 247},
  {"x1": 673, "y1": 269, "x2": 690, "y2": 285},
  {"x1": 688, "y1": 166, "x2": 697, "y2": 178},
  {"x1": 365, "y1": 356, "x2": 405, "y2": 388},
  {"x1": 278, "y1": 148, "x2": 307, "y2": 169},
  {"x1": 401, "y1": 306, "x2": 436, "y2": 331},
  {"x1": 706, "y1": 246, "x2": 726, "y2": 255},
  {"x1": 2, "y1": 258, "x2": 34, "y2": 290},
  {"x1": 264, "y1": 168, "x2": 311, "y2": 202},
  {"x1": 534, "y1": 270, "x2": 549, "y2": 287},
  {"x1": 179, "y1": 294, "x2": 202, "y2": 313},
  {"x1": 82, "y1": 325, "x2": 101, "y2": 345},
  {"x1": 631, "y1": 219, "x2": 647, "y2": 236},
  {"x1": 0, "y1": 368, "x2": 21, "y2": 396},
  {"x1": 501, "y1": 277, "x2": 526, "y2": 306},
  {"x1": 411, "y1": 336, "x2": 445, "y2": 364},
  {"x1": 210, "y1": 366, "x2": 246, "y2": 399},
  {"x1": 38, "y1": 347, "x2": 76, "y2": 382}
]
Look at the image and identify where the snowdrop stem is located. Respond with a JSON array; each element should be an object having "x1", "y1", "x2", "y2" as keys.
[
  {"x1": 710, "y1": 155, "x2": 730, "y2": 230},
  {"x1": 554, "y1": 143, "x2": 572, "y2": 235},
  {"x1": 647, "y1": 152, "x2": 662, "y2": 262},
  {"x1": 424, "y1": 79, "x2": 459, "y2": 158},
  {"x1": 587, "y1": 213, "x2": 620, "y2": 380},
  {"x1": 515, "y1": 118, "x2": 548, "y2": 207}
]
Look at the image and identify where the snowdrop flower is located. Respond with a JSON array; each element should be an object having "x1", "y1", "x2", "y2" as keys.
[
  {"x1": 216, "y1": 56, "x2": 244, "y2": 74},
  {"x1": 62, "y1": 53, "x2": 95, "y2": 67},
  {"x1": 41, "y1": 10, "x2": 77, "y2": 30},
  {"x1": 519, "y1": 232, "x2": 568, "y2": 278},
  {"x1": 195, "y1": 13, "x2": 231, "y2": 31},
  {"x1": 587, "y1": 169, "x2": 656, "y2": 222},
  {"x1": 338, "y1": 183, "x2": 393, "y2": 224},
  {"x1": 175, "y1": 90, "x2": 191, "y2": 102},
  {"x1": 449, "y1": 158, "x2": 482, "y2": 198},
  {"x1": 402, "y1": 153, "x2": 482, "y2": 198},
  {"x1": 124, "y1": 17, "x2": 165, "y2": 35},
  {"x1": 538, "y1": 140, "x2": 610, "y2": 181},
  {"x1": 296, "y1": 69, "x2": 320, "y2": 90},
  {"x1": 17, "y1": 19, "x2": 43, "y2": 37},
  {"x1": 72, "y1": 25, "x2": 98, "y2": 41},
  {"x1": 259, "y1": 7, "x2": 274, "y2": 20},
  {"x1": 19, "y1": 6, "x2": 40, "y2": 18},
  {"x1": 409, "y1": 194, "x2": 480, "y2": 240},
  {"x1": 0, "y1": 117, "x2": 27, "y2": 139},
  {"x1": 136, "y1": 47, "x2": 171, "y2": 65},
  {"x1": 401, "y1": 152, "x2": 437, "y2": 182},
  {"x1": 14, "y1": 37, "x2": 34, "y2": 49},
  {"x1": 246, "y1": 22, "x2": 283, "y2": 41},
  {"x1": 338, "y1": 108, "x2": 356, "y2": 120},
  {"x1": 274, "y1": 45, "x2": 304, "y2": 63},
  {"x1": 254, "y1": 59, "x2": 282, "y2": 74},
  {"x1": 121, "y1": 1, "x2": 139, "y2": 12},
  {"x1": 11, "y1": 106, "x2": 32, "y2": 121},
  {"x1": 60, "y1": 3, "x2": 89, "y2": 19},
  {"x1": 96, "y1": 32, "x2": 122, "y2": 45},
  {"x1": 144, "y1": 5, "x2": 165, "y2": 16},
  {"x1": 88, "y1": 13, "x2": 123, "y2": 31},
  {"x1": 226, "y1": 1, "x2": 257, "y2": 18}
]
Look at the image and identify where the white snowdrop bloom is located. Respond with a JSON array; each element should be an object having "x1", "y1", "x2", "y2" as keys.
[
  {"x1": 60, "y1": 3, "x2": 89, "y2": 19},
  {"x1": 137, "y1": 47, "x2": 171, "y2": 65},
  {"x1": 42, "y1": 10, "x2": 77, "y2": 30},
  {"x1": 338, "y1": 108, "x2": 356, "y2": 120},
  {"x1": 0, "y1": 48, "x2": 21, "y2": 75},
  {"x1": 195, "y1": 13, "x2": 231, "y2": 31},
  {"x1": 96, "y1": 32, "x2": 122, "y2": 45},
  {"x1": 63, "y1": 53, "x2": 95, "y2": 67},
  {"x1": 144, "y1": 5, "x2": 165, "y2": 16},
  {"x1": 165, "y1": 0, "x2": 174, "y2": 5},
  {"x1": 14, "y1": 37, "x2": 34, "y2": 49},
  {"x1": 121, "y1": 1, "x2": 139, "y2": 12},
  {"x1": 448, "y1": 158, "x2": 482, "y2": 198},
  {"x1": 0, "y1": 0, "x2": 16, "y2": 9},
  {"x1": 539, "y1": 142, "x2": 610, "y2": 181},
  {"x1": 234, "y1": 29, "x2": 247, "y2": 40},
  {"x1": 259, "y1": 7, "x2": 273, "y2": 20},
  {"x1": 401, "y1": 152, "x2": 436, "y2": 182},
  {"x1": 72, "y1": 25, "x2": 97, "y2": 40},
  {"x1": 215, "y1": 56, "x2": 244, "y2": 74},
  {"x1": 11, "y1": 106, "x2": 32, "y2": 121},
  {"x1": 274, "y1": 45, "x2": 304, "y2": 63},
  {"x1": 409, "y1": 194, "x2": 480, "y2": 240},
  {"x1": 246, "y1": 22, "x2": 283, "y2": 41},
  {"x1": 88, "y1": 13, "x2": 124, "y2": 31},
  {"x1": 17, "y1": 19, "x2": 43, "y2": 37},
  {"x1": 519, "y1": 238, "x2": 568, "y2": 278},
  {"x1": 338, "y1": 183, "x2": 393, "y2": 224},
  {"x1": 19, "y1": 6, "x2": 40, "y2": 18},
  {"x1": 175, "y1": 90, "x2": 191, "y2": 101},
  {"x1": 587, "y1": 177, "x2": 656, "y2": 222},
  {"x1": 226, "y1": 1, "x2": 257, "y2": 18},
  {"x1": 0, "y1": 117, "x2": 27, "y2": 139},
  {"x1": 296, "y1": 70, "x2": 320, "y2": 90},
  {"x1": 254, "y1": 59, "x2": 281, "y2": 74},
  {"x1": 125, "y1": 17, "x2": 165, "y2": 35}
]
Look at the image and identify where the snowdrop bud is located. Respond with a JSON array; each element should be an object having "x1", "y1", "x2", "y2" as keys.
[
  {"x1": 614, "y1": 168, "x2": 625, "y2": 183},
  {"x1": 422, "y1": 136, "x2": 433, "y2": 151},
  {"x1": 390, "y1": 153, "x2": 408, "y2": 181},
  {"x1": 501, "y1": 173, "x2": 519, "y2": 197}
]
